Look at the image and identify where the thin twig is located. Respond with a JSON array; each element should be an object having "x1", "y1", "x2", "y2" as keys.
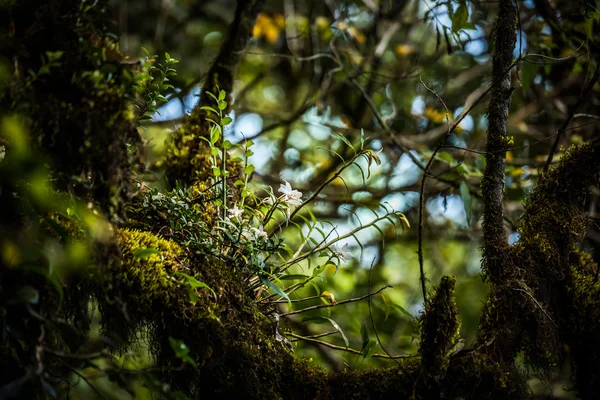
[
  {"x1": 368, "y1": 258, "x2": 405, "y2": 370},
  {"x1": 280, "y1": 285, "x2": 391, "y2": 317},
  {"x1": 416, "y1": 70, "x2": 452, "y2": 302},
  {"x1": 268, "y1": 294, "x2": 334, "y2": 304},
  {"x1": 287, "y1": 332, "x2": 410, "y2": 359},
  {"x1": 513, "y1": 287, "x2": 558, "y2": 328},
  {"x1": 43, "y1": 348, "x2": 107, "y2": 360},
  {"x1": 288, "y1": 331, "x2": 338, "y2": 341},
  {"x1": 61, "y1": 362, "x2": 109, "y2": 400}
]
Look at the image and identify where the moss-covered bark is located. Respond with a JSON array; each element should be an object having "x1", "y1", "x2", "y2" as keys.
[{"x1": 481, "y1": 0, "x2": 517, "y2": 281}]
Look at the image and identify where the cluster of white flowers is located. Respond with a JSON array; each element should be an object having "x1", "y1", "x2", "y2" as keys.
[
  {"x1": 226, "y1": 180, "x2": 305, "y2": 242},
  {"x1": 242, "y1": 225, "x2": 268, "y2": 241},
  {"x1": 278, "y1": 180, "x2": 302, "y2": 206},
  {"x1": 222, "y1": 179, "x2": 356, "y2": 269}
]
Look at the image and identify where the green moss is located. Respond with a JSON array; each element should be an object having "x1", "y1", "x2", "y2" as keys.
[
  {"x1": 159, "y1": 123, "x2": 243, "y2": 188},
  {"x1": 415, "y1": 275, "x2": 460, "y2": 398},
  {"x1": 445, "y1": 352, "x2": 528, "y2": 399},
  {"x1": 95, "y1": 228, "x2": 202, "y2": 343},
  {"x1": 112, "y1": 228, "x2": 186, "y2": 305}
]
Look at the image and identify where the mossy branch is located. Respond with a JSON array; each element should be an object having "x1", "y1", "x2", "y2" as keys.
[{"x1": 481, "y1": 0, "x2": 517, "y2": 280}]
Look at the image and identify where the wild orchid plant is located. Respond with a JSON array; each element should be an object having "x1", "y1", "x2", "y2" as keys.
[{"x1": 191, "y1": 89, "x2": 410, "y2": 306}]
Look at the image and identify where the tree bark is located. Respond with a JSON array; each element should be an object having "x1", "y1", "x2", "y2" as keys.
[{"x1": 481, "y1": 0, "x2": 517, "y2": 282}]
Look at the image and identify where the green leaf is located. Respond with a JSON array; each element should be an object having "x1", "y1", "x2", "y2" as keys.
[
  {"x1": 135, "y1": 73, "x2": 152, "y2": 82},
  {"x1": 218, "y1": 90, "x2": 226, "y2": 101},
  {"x1": 165, "y1": 52, "x2": 171, "y2": 61},
  {"x1": 361, "y1": 339, "x2": 377, "y2": 358},
  {"x1": 206, "y1": 91, "x2": 218, "y2": 101},
  {"x1": 245, "y1": 165, "x2": 255, "y2": 175},
  {"x1": 213, "y1": 168, "x2": 221, "y2": 177},
  {"x1": 380, "y1": 292, "x2": 391, "y2": 321},
  {"x1": 210, "y1": 127, "x2": 220, "y2": 144},
  {"x1": 169, "y1": 337, "x2": 198, "y2": 368},
  {"x1": 437, "y1": 151, "x2": 455, "y2": 164},
  {"x1": 279, "y1": 274, "x2": 309, "y2": 281},
  {"x1": 223, "y1": 140, "x2": 233, "y2": 149},
  {"x1": 460, "y1": 181, "x2": 472, "y2": 225},
  {"x1": 175, "y1": 272, "x2": 217, "y2": 298},
  {"x1": 221, "y1": 116, "x2": 233, "y2": 126},
  {"x1": 322, "y1": 317, "x2": 349, "y2": 348},
  {"x1": 218, "y1": 101, "x2": 227, "y2": 110},
  {"x1": 200, "y1": 106, "x2": 219, "y2": 115},
  {"x1": 133, "y1": 248, "x2": 161, "y2": 259},
  {"x1": 260, "y1": 275, "x2": 290, "y2": 305},
  {"x1": 304, "y1": 317, "x2": 349, "y2": 348},
  {"x1": 335, "y1": 132, "x2": 355, "y2": 152},
  {"x1": 452, "y1": 2, "x2": 468, "y2": 33},
  {"x1": 360, "y1": 323, "x2": 369, "y2": 347},
  {"x1": 392, "y1": 303, "x2": 414, "y2": 320}
]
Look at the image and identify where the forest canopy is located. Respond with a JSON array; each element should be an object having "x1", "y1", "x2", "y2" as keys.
[{"x1": 1, "y1": 0, "x2": 600, "y2": 399}]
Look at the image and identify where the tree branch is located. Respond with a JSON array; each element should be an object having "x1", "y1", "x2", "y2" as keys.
[{"x1": 481, "y1": 0, "x2": 517, "y2": 280}]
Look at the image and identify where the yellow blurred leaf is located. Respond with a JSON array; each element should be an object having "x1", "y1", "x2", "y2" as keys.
[
  {"x1": 315, "y1": 16, "x2": 331, "y2": 30},
  {"x1": 509, "y1": 167, "x2": 523, "y2": 178},
  {"x1": 395, "y1": 44, "x2": 416, "y2": 56},
  {"x1": 273, "y1": 14, "x2": 285, "y2": 28},
  {"x1": 424, "y1": 107, "x2": 452, "y2": 124},
  {"x1": 252, "y1": 13, "x2": 284, "y2": 44},
  {"x1": 265, "y1": 25, "x2": 280, "y2": 44}
]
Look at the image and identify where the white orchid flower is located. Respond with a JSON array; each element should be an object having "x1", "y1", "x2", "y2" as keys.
[
  {"x1": 241, "y1": 228, "x2": 253, "y2": 241},
  {"x1": 227, "y1": 204, "x2": 244, "y2": 220},
  {"x1": 332, "y1": 243, "x2": 352, "y2": 263},
  {"x1": 251, "y1": 226, "x2": 268, "y2": 239},
  {"x1": 278, "y1": 180, "x2": 302, "y2": 206}
]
